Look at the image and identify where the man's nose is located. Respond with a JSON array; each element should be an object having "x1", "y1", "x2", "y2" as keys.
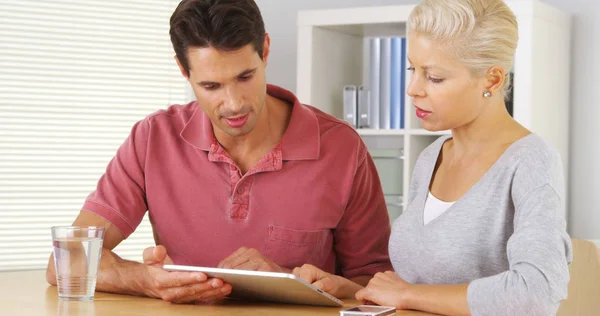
[{"x1": 224, "y1": 87, "x2": 243, "y2": 112}]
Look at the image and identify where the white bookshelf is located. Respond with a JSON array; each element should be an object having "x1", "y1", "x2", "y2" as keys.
[
  {"x1": 356, "y1": 129, "x2": 406, "y2": 136},
  {"x1": 296, "y1": 0, "x2": 571, "y2": 220}
]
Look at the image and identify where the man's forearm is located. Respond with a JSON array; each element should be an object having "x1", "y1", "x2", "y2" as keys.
[
  {"x1": 94, "y1": 248, "x2": 149, "y2": 296},
  {"x1": 47, "y1": 248, "x2": 148, "y2": 297}
]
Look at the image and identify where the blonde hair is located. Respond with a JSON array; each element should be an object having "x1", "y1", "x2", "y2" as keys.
[{"x1": 408, "y1": 0, "x2": 518, "y2": 96}]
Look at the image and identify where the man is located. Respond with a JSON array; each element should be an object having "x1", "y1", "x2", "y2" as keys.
[{"x1": 46, "y1": 0, "x2": 392, "y2": 304}]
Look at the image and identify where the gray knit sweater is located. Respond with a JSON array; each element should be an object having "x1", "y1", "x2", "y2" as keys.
[{"x1": 389, "y1": 134, "x2": 572, "y2": 315}]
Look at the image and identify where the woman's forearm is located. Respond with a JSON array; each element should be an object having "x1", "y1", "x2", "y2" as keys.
[{"x1": 406, "y1": 283, "x2": 471, "y2": 316}]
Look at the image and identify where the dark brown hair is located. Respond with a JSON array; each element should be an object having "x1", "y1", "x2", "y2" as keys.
[{"x1": 169, "y1": 0, "x2": 266, "y2": 77}]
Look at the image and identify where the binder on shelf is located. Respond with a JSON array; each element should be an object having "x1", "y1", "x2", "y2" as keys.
[
  {"x1": 390, "y1": 37, "x2": 401, "y2": 129},
  {"x1": 400, "y1": 37, "x2": 406, "y2": 129},
  {"x1": 362, "y1": 37, "x2": 371, "y2": 95},
  {"x1": 362, "y1": 36, "x2": 407, "y2": 130},
  {"x1": 379, "y1": 37, "x2": 392, "y2": 129},
  {"x1": 343, "y1": 85, "x2": 358, "y2": 127},
  {"x1": 357, "y1": 86, "x2": 370, "y2": 128},
  {"x1": 368, "y1": 37, "x2": 381, "y2": 129}
]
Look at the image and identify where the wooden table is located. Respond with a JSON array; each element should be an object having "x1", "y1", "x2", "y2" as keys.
[{"x1": 0, "y1": 270, "x2": 436, "y2": 315}]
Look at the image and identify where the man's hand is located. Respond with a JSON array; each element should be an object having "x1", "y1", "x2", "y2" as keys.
[
  {"x1": 217, "y1": 247, "x2": 289, "y2": 273},
  {"x1": 140, "y1": 245, "x2": 232, "y2": 304},
  {"x1": 142, "y1": 245, "x2": 174, "y2": 266}
]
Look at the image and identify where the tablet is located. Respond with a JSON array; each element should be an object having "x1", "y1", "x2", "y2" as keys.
[{"x1": 162, "y1": 264, "x2": 344, "y2": 307}]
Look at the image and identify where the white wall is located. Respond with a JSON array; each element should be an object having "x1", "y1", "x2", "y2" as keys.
[
  {"x1": 542, "y1": 0, "x2": 600, "y2": 244},
  {"x1": 257, "y1": 0, "x2": 412, "y2": 92},
  {"x1": 256, "y1": 0, "x2": 600, "y2": 242}
]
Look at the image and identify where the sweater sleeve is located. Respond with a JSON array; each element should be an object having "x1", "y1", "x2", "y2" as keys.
[{"x1": 466, "y1": 183, "x2": 572, "y2": 315}]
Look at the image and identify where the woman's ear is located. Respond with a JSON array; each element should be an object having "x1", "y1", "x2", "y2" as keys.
[{"x1": 484, "y1": 66, "x2": 506, "y2": 97}]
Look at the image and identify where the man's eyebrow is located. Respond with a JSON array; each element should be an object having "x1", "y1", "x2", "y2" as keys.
[
  {"x1": 197, "y1": 68, "x2": 257, "y2": 85},
  {"x1": 238, "y1": 68, "x2": 257, "y2": 77}
]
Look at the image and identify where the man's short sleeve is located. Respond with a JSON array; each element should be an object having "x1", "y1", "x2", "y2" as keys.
[
  {"x1": 82, "y1": 119, "x2": 149, "y2": 237},
  {"x1": 334, "y1": 142, "x2": 393, "y2": 278}
]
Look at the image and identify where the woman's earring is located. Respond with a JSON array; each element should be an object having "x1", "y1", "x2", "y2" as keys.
[{"x1": 483, "y1": 91, "x2": 492, "y2": 98}]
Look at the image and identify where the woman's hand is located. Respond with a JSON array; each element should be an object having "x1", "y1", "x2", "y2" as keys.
[
  {"x1": 292, "y1": 264, "x2": 363, "y2": 298},
  {"x1": 355, "y1": 271, "x2": 412, "y2": 309}
]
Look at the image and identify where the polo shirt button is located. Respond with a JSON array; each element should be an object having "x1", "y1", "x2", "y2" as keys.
[{"x1": 236, "y1": 187, "x2": 245, "y2": 194}]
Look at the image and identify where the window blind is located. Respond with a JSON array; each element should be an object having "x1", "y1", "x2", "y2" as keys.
[{"x1": 0, "y1": 0, "x2": 186, "y2": 271}]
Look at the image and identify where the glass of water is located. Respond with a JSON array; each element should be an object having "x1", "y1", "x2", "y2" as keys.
[{"x1": 51, "y1": 226, "x2": 105, "y2": 301}]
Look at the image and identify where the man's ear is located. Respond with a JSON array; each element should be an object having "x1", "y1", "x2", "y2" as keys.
[
  {"x1": 262, "y1": 33, "x2": 271, "y2": 66},
  {"x1": 174, "y1": 55, "x2": 189, "y2": 79}
]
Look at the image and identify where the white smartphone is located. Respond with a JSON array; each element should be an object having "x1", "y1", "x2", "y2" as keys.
[{"x1": 340, "y1": 305, "x2": 396, "y2": 316}]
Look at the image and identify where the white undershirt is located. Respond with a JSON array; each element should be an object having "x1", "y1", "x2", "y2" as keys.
[{"x1": 423, "y1": 191, "x2": 456, "y2": 225}]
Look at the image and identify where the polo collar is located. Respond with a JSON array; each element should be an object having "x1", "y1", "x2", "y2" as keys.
[{"x1": 180, "y1": 84, "x2": 320, "y2": 161}]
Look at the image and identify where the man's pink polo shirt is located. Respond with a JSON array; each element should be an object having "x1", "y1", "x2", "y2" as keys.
[{"x1": 83, "y1": 84, "x2": 392, "y2": 278}]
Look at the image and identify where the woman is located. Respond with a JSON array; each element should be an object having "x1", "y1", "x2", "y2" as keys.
[{"x1": 293, "y1": 0, "x2": 572, "y2": 315}]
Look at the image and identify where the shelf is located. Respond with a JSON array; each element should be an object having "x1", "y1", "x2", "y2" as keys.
[
  {"x1": 409, "y1": 129, "x2": 451, "y2": 136},
  {"x1": 385, "y1": 194, "x2": 404, "y2": 221},
  {"x1": 298, "y1": 5, "x2": 414, "y2": 29},
  {"x1": 357, "y1": 129, "x2": 406, "y2": 136},
  {"x1": 356, "y1": 128, "x2": 450, "y2": 136}
]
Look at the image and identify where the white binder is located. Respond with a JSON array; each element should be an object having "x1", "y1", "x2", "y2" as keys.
[
  {"x1": 343, "y1": 85, "x2": 358, "y2": 127},
  {"x1": 357, "y1": 86, "x2": 370, "y2": 128}
]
